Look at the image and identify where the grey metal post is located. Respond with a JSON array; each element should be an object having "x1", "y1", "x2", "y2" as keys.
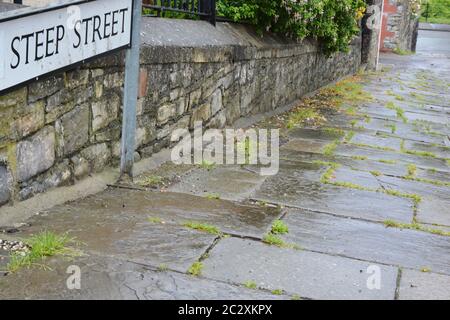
[{"x1": 120, "y1": 0, "x2": 142, "y2": 179}]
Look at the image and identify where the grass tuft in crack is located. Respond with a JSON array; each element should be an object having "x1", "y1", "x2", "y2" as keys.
[
  {"x1": 7, "y1": 231, "x2": 79, "y2": 273},
  {"x1": 384, "y1": 220, "x2": 450, "y2": 237},
  {"x1": 188, "y1": 262, "x2": 203, "y2": 276},
  {"x1": 244, "y1": 281, "x2": 258, "y2": 290},
  {"x1": 271, "y1": 220, "x2": 289, "y2": 235},
  {"x1": 183, "y1": 221, "x2": 221, "y2": 236}
]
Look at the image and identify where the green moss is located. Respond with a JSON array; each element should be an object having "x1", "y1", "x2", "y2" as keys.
[
  {"x1": 188, "y1": 262, "x2": 203, "y2": 276},
  {"x1": 200, "y1": 160, "x2": 216, "y2": 171},
  {"x1": 136, "y1": 175, "x2": 164, "y2": 187},
  {"x1": 244, "y1": 281, "x2": 258, "y2": 289},
  {"x1": 205, "y1": 193, "x2": 221, "y2": 200},
  {"x1": 271, "y1": 220, "x2": 289, "y2": 235},
  {"x1": 323, "y1": 140, "x2": 339, "y2": 157},
  {"x1": 352, "y1": 143, "x2": 396, "y2": 152},
  {"x1": 351, "y1": 156, "x2": 368, "y2": 161},
  {"x1": 148, "y1": 217, "x2": 164, "y2": 224},
  {"x1": 344, "y1": 131, "x2": 355, "y2": 143},
  {"x1": 378, "y1": 159, "x2": 397, "y2": 164},
  {"x1": 271, "y1": 289, "x2": 284, "y2": 295},
  {"x1": 157, "y1": 264, "x2": 169, "y2": 272},
  {"x1": 370, "y1": 171, "x2": 382, "y2": 177},
  {"x1": 183, "y1": 221, "x2": 221, "y2": 235},
  {"x1": 384, "y1": 220, "x2": 450, "y2": 237},
  {"x1": 386, "y1": 102, "x2": 408, "y2": 123},
  {"x1": 406, "y1": 164, "x2": 417, "y2": 178},
  {"x1": 393, "y1": 48, "x2": 414, "y2": 56},
  {"x1": 382, "y1": 189, "x2": 422, "y2": 206}
]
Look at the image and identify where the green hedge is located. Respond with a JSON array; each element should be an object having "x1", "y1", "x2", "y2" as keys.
[
  {"x1": 421, "y1": 0, "x2": 450, "y2": 25},
  {"x1": 217, "y1": 0, "x2": 366, "y2": 54}
]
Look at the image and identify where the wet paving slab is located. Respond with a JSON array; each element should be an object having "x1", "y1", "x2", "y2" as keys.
[
  {"x1": 398, "y1": 269, "x2": 450, "y2": 300},
  {"x1": 202, "y1": 237, "x2": 398, "y2": 300},
  {"x1": 356, "y1": 118, "x2": 448, "y2": 145},
  {"x1": 403, "y1": 140, "x2": 450, "y2": 159},
  {"x1": 0, "y1": 255, "x2": 289, "y2": 300},
  {"x1": 252, "y1": 161, "x2": 414, "y2": 223},
  {"x1": 167, "y1": 166, "x2": 267, "y2": 202},
  {"x1": 331, "y1": 167, "x2": 382, "y2": 190},
  {"x1": 335, "y1": 144, "x2": 450, "y2": 172},
  {"x1": 21, "y1": 187, "x2": 280, "y2": 243},
  {"x1": 280, "y1": 209, "x2": 450, "y2": 275},
  {"x1": 348, "y1": 133, "x2": 403, "y2": 151},
  {"x1": 13, "y1": 188, "x2": 280, "y2": 272},
  {"x1": 375, "y1": 175, "x2": 450, "y2": 226}
]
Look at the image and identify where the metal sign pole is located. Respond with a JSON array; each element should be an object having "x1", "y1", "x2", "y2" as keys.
[
  {"x1": 376, "y1": 0, "x2": 385, "y2": 71},
  {"x1": 120, "y1": 0, "x2": 142, "y2": 179}
]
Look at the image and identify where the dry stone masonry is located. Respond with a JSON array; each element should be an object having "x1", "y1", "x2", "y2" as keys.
[{"x1": 0, "y1": 18, "x2": 361, "y2": 209}]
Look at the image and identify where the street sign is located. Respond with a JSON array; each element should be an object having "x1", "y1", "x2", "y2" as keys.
[{"x1": 0, "y1": 0, "x2": 133, "y2": 94}]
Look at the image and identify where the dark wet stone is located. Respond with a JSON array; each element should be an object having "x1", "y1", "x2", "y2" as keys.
[
  {"x1": 280, "y1": 209, "x2": 450, "y2": 275},
  {"x1": 331, "y1": 167, "x2": 381, "y2": 190},
  {"x1": 349, "y1": 133, "x2": 402, "y2": 151},
  {"x1": 398, "y1": 269, "x2": 450, "y2": 300},
  {"x1": 0, "y1": 255, "x2": 289, "y2": 300},
  {"x1": 377, "y1": 175, "x2": 450, "y2": 200},
  {"x1": 287, "y1": 128, "x2": 345, "y2": 141},
  {"x1": 202, "y1": 237, "x2": 398, "y2": 300},
  {"x1": 335, "y1": 144, "x2": 450, "y2": 173},
  {"x1": 357, "y1": 118, "x2": 447, "y2": 145},
  {"x1": 405, "y1": 111, "x2": 449, "y2": 126},
  {"x1": 252, "y1": 162, "x2": 413, "y2": 223},
  {"x1": 21, "y1": 188, "x2": 279, "y2": 256},
  {"x1": 403, "y1": 140, "x2": 450, "y2": 159},
  {"x1": 281, "y1": 138, "x2": 331, "y2": 155},
  {"x1": 362, "y1": 103, "x2": 398, "y2": 119},
  {"x1": 168, "y1": 166, "x2": 267, "y2": 202},
  {"x1": 376, "y1": 175, "x2": 450, "y2": 226}
]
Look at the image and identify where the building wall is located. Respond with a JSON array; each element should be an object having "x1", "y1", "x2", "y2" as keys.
[
  {"x1": 0, "y1": 18, "x2": 362, "y2": 209},
  {"x1": 381, "y1": 0, "x2": 419, "y2": 51}
]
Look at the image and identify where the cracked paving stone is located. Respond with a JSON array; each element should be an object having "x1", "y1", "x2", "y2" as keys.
[
  {"x1": 252, "y1": 161, "x2": 414, "y2": 223},
  {"x1": 398, "y1": 269, "x2": 450, "y2": 300},
  {"x1": 0, "y1": 255, "x2": 290, "y2": 300},
  {"x1": 202, "y1": 237, "x2": 398, "y2": 300},
  {"x1": 280, "y1": 209, "x2": 450, "y2": 275},
  {"x1": 376, "y1": 175, "x2": 450, "y2": 226},
  {"x1": 167, "y1": 166, "x2": 267, "y2": 202}
]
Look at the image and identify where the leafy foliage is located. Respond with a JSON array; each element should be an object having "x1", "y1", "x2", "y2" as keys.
[{"x1": 217, "y1": 0, "x2": 366, "y2": 54}]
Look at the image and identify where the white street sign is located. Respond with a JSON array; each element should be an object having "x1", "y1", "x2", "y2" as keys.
[{"x1": 0, "y1": 0, "x2": 133, "y2": 93}]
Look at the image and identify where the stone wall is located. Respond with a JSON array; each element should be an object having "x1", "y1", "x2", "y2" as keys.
[
  {"x1": 381, "y1": 0, "x2": 419, "y2": 52},
  {"x1": 0, "y1": 18, "x2": 362, "y2": 208}
]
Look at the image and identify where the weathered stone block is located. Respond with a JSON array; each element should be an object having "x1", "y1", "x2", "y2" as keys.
[
  {"x1": 0, "y1": 88, "x2": 27, "y2": 110},
  {"x1": 18, "y1": 160, "x2": 72, "y2": 201},
  {"x1": 79, "y1": 143, "x2": 111, "y2": 173},
  {"x1": 58, "y1": 104, "x2": 90, "y2": 156},
  {"x1": 0, "y1": 164, "x2": 12, "y2": 205},
  {"x1": 16, "y1": 126, "x2": 55, "y2": 182},
  {"x1": 14, "y1": 100, "x2": 45, "y2": 138},
  {"x1": 211, "y1": 88, "x2": 223, "y2": 116},
  {"x1": 104, "y1": 72, "x2": 124, "y2": 89},
  {"x1": 65, "y1": 69, "x2": 90, "y2": 89},
  {"x1": 92, "y1": 93, "x2": 121, "y2": 132},
  {"x1": 190, "y1": 103, "x2": 211, "y2": 127},
  {"x1": 28, "y1": 76, "x2": 63, "y2": 103},
  {"x1": 157, "y1": 103, "x2": 176, "y2": 125}
]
